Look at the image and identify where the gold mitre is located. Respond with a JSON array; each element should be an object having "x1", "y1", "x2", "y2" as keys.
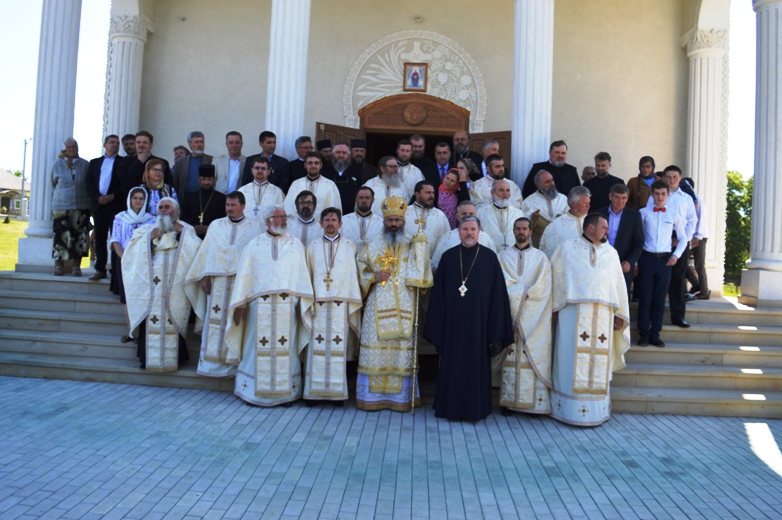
[{"x1": 381, "y1": 196, "x2": 407, "y2": 218}]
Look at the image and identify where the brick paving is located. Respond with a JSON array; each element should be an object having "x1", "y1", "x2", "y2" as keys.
[{"x1": 0, "y1": 376, "x2": 781, "y2": 519}]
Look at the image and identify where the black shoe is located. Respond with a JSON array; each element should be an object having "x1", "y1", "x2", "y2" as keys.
[
  {"x1": 685, "y1": 293, "x2": 696, "y2": 302},
  {"x1": 696, "y1": 290, "x2": 711, "y2": 300},
  {"x1": 501, "y1": 407, "x2": 514, "y2": 417},
  {"x1": 637, "y1": 337, "x2": 649, "y2": 347},
  {"x1": 139, "y1": 363, "x2": 146, "y2": 369},
  {"x1": 649, "y1": 337, "x2": 666, "y2": 348},
  {"x1": 672, "y1": 319, "x2": 691, "y2": 328},
  {"x1": 333, "y1": 401, "x2": 344, "y2": 407},
  {"x1": 280, "y1": 402, "x2": 293, "y2": 408},
  {"x1": 304, "y1": 400, "x2": 317, "y2": 407}
]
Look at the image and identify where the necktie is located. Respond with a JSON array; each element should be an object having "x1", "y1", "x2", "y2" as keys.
[
  {"x1": 440, "y1": 166, "x2": 446, "y2": 179},
  {"x1": 654, "y1": 207, "x2": 666, "y2": 213}
]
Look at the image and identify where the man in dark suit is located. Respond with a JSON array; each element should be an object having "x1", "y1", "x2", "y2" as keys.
[
  {"x1": 448, "y1": 130, "x2": 484, "y2": 176},
  {"x1": 321, "y1": 142, "x2": 362, "y2": 215},
  {"x1": 241, "y1": 131, "x2": 289, "y2": 191},
  {"x1": 583, "y1": 151, "x2": 625, "y2": 210},
  {"x1": 422, "y1": 142, "x2": 469, "y2": 207},
  {"x1": 350, "y1": 139, "x2": 378, "y2": 183},
  {"x1": 120, "y1": 131, "x2": 173, "y2": 209},
  {"x1": 85, "y1": 134, "x2": 123, "y2": 280},
  {"x1": 522, "y1": 140, "x2": 581, "y2": 198},
  {"x1": 172, "y1": 131, "x2": 214, "y2": 199},
  {"x1": 287, "y1": 136, "x2": 313, "y2": 191},
  {"x1": 410, "y1": 134, "x2": 434, "y2": 171},
  {"x1": 596, "y1": 183, "x2": 644, "y2": 296}
]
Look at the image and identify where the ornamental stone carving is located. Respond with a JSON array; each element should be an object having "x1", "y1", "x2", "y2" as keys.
[
  {"x1": 681, "y1": 28, "x2": 728, "y2": 55},
  {"x1": 109, "y1": 14, "x2": 154, "y2": 41},
  {"x1": 343, "y1": 30, "x2": 486, "y2": 132},
  {"x1": 403, "y1": 103, "x2": 427, "y2": 125}
]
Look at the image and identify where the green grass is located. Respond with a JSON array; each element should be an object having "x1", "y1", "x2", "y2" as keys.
[
  {"x1": 723, "y1": 283, "x2": 740, "y2": 297},
  {"x1": 0, "y1": 219, "x2": 89, "y2": 271}
]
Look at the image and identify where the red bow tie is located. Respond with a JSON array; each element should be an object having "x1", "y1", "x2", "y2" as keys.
[{"x1": 654, "y1": 207, "x2": 666, "y2": 213}]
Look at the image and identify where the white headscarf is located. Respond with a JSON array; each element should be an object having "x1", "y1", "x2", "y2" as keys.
[{"x1": 117, "y1": 187, "x2": 152, "y2": 225}]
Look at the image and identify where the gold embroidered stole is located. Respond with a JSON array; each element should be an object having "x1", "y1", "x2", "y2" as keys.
[{"x1": 573, "y1": 302, "x2": 612, "y2": 395}]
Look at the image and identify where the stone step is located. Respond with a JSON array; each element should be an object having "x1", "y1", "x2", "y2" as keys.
[
  {"x1": 624, "y1": 342, "x2": 782, "y2": 368},
  {"x1": 0, "y1": 308, "x2": 129, "y2": 336},
  {"x1": 626, "y1": 298, "x2": 782, "y2": 327},
  {"x1": 0, "y1": 352, "x2": 234, "y2": 392},
  {"x1": 0, "y1": 289, "x2": 125, "y2": 315},
  {"x1": 613, "y1": 363, "x2": 782, "y2": 392},
  {"x1": 611, "y1": 387, "x2": 782, "y2": 418},
  {"x1": 626, "y1": 322, "x2": 782, "y2": 347},
  {"x1": 0, "y1": 271, "x2": 113, "y2": 296},
  {"x1": 0, "y1": 329, "x2": 201, "y2": 359}
]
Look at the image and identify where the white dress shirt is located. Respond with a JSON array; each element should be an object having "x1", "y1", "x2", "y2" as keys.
[
  {"x1": 99, "y1": 155, "x2": 116, "y2": 195},
  {"x1": 227, "y1": 158, "x2": 241, "y2": 193},
  {"x1": 607, "y1": 207, "x2": 622, "y2": 247},
  {"x1": 645, "y1": 186, "x2": 697, "y2": 241},
  {"x1": 694, "y1": 199, "x2": 709, "y2": 239},
  {"x1": 640, "y1": 204, "x2": 687, "y2": 259}
]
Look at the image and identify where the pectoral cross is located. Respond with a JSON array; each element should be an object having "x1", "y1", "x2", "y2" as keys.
[
  {"x1": 253, "y1": 206, "x2": 260, "y2": 216},
  {"x1": 415, "y1": 217, "x2": 426, "y2": 233},
  {"x1": 324, "y1": 273, "x2": 333, "y2": 290},
  {"x1": 198, "y1": 213, "x2": 204, "y2": 224},
  {"x1": 375, "y1": 249, "x2": 397, "y2": 287}
]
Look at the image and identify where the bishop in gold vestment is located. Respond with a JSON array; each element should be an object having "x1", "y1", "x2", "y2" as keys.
[
  {"x1": 185, "y1": 194, "x2": 260, "y2": 378},
  {"x1": 356, "y1": 196, "x2": 433, "y2": 411},
  {"x1": 302, "y1": 208, "x2": 362, "y2": 402},
  {"x1": 224, "y1": 205, "x2": 314, "y2": 406},
  {"x1": 123, "y1": 198, "x2": 201, "y2": 371},
  {"x1": 549, "y1": 214, "x2": 630, "y2": 427}
]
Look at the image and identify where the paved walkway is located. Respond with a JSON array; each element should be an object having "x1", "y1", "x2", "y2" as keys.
[{"x1": 1, "y1": 377, "x2": 781, "y2": 519}]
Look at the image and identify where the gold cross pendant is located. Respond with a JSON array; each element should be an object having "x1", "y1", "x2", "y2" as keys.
[
  {"x1": 198, "y1": 213, "x2": 204, "y2": 224},
  {"x1": 324, "y1": 274, "x2": 333, "y2": 290}
]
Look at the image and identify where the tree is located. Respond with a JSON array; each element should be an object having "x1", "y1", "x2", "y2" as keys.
[{"x1": 725, "y1": 171, "x2": 752, "y2": 277}]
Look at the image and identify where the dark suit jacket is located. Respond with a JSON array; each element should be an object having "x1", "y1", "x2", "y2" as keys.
[
  {"x1": 322, "y1": 163, "x2": 363, "y2": 215},
  {"x1": 287, "y1": 158, "x2": 306, "y2": 192},
  {"x1": 449, "y1": 150, "x2": 484, "y2": 177},
  {"x1": 85, "y1": 155, "x2": 123, "y2": 214},
  {"x1": 120, "y1": 154, "x2": 173, "y2": 210},
  {"x1": 242, "y1": 153, "x2": 289, "y2": 192},
  {"x1": 412, "y1": 156, "x2": 435, "y2": 171},
  {"x1": 522, "y1": 161, "x2": 580, "y2": 198},
  {"x1": 596, "y1": 206, "x2": 644, "y2": 267},
  {"x1": 173, "y1": 154, "x2": 214, "y2": 198},
  {"x1": 181, "y1": 189, "x2": 226, "y2": 230}
]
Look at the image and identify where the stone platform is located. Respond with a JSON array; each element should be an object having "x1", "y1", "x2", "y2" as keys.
[{"x1": 1, "y1": 271, "x2": 782, "y2": 418}]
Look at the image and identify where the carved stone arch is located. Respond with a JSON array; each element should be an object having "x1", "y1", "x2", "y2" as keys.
[
  {"x1": 358, "y1": 94, "x2": 470, "y2": 134},
  {"x1": 343, "y1": 30, "x2": 486, "y2": 132}
]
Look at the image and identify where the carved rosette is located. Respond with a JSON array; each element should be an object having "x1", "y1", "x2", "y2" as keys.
[
  {"x1": 343, "y1": 30, "x2": 486, "y2": 132},
  {"x1": 682, "y1": 28, "x2": 728, "y2": 56},
  {"x1": 109, "y1": 14, "x2": 154, "y2": 42},
  {"x1": 403, "y1": 103, "x2": 427, "y2": 125}
]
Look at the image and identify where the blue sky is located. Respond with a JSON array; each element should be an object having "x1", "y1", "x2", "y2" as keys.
[{"x1": 0, "y1": 1, "x2": 757, "y2": 179}]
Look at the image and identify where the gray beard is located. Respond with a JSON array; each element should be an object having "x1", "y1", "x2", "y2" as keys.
[
  {"x1": 552, "y1": 159, "x2": 565, "y2": 167},
  {"x1": 156, "y1": 213, "x2": 174, "y2": 234},
  {"x1": 382, "y1": 173, "x2": 402, "y2": 188},
  {"x1": 191, "y1": 149, "x2": 204, "y2": 157},
  {"x1": 271, "y1": 222, "x2": 288, "y2": 235},
  {"x1": 352, "y1": 156, "x2": 364, "y2": 166},
  {"x1": 493, "y1": 198, "x2": 510, "y2": 209},
  {"x1": 541, "y1": 186, "x2": 559, "y2": 200},
  {"x1": 332, "y1": 157, "x2": 350, "y2": 171},
  {"x1": 455, "y1": 144, "x2": 469, "y2": 155},
  {"x1": 383, "y1": 228, "x2": 401, "y2": 247}
]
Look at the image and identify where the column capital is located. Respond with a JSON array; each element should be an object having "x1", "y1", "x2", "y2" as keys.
[
  {"x1": 681, "y1": 28, "x2": 728, "y2": 57},
  {"x1": 754, "y1": 0, "x2": 782, "y2": 12},
  {"x1": 110, "y1": 14, "x2": 154, "y2": 43}
]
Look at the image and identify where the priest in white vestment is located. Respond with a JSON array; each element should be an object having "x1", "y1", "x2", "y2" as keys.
[
  {"x1": 123, "y1": 197, "x2": 201, "y2": 371},
  {"x1": 432, "y1": 201, "x2": 496, "y2": 270},
  {"x1": 287, "y1": 190, "x2": 320, "y2": 247},
  {"x1": 356, "y1": 196, "x2": 433, "y2": 412},
  {"x1": 237, "y1": 156, "x2": 284, "y2": 229},
  {"x1": 284, "y1": 152, "x2": 341, "y2": 217},
  {"x1": 224, "y1": 205, "x2": 314, "y2": 406},
  {"x1": 403, "y1": 181, "x2": 450, "y2": 258},
  {"x1": 185, "y1": 192, "x2": 260, "y2": 378},
  {"x1": 540, "y1": 186, "x2": 591, "y2": 257},
  {"x1": 476, "y1": 179, "x2": 526, "y2": 252},
  {"x1": 469, "y1": 154, "x2": 523, "y2": 209},
  {"x1": 396, "y1": 140, "x2": 425, "y2": 196},
  {"x1": 364, "y1": 156, "x2": 410, "y2": 215},
  {"x1": 521, "y1": 170, "x2": 569, "y2": 248},
  {"x1": 496, "y1": 217, "x2": 553, "y2": 415},
  {"x1": 302, "y1": 207, "x2": 362, "y2": 403},
  {"x1": 342, "y1": 186, "x2": 383, "y2": 248},
  {"x1": 549, "y1": 213, "x2": 630, "y2": 427}
]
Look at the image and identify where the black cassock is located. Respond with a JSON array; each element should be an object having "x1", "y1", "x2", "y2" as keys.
[
  {"x1": 181, "y1": 189, "x2": 227, "y2": 231},
  {"x1": 424, "y1": 243, "x2": 514, "y2": 421}
]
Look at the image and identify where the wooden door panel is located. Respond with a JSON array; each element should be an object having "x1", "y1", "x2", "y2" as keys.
[
  {"x1": 315, "y1": 122, "x2": 365, "y2": 146},
  {"x1": 470, "y1": 131, "x2": 512, "y2": 169}
]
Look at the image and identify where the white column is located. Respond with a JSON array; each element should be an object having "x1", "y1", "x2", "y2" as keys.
[
  {"x1": 511, "y1": 0, "x2": 554, "y2": 187},
  {"x1": 683, "y1": 28, "x2": 728, "y2": 297},
  {"x1": 264, "y1": 0, "x2": 311, "y2": 161},
  {"x1": 741, "y1": 0, "x2": 782, "y2": 306},
  {"x1": 103, "y1": 13, "x2": 153, "y2": 138},
  {"x1": 17, "y1": 0, "x2": 82, "y2": 269}
]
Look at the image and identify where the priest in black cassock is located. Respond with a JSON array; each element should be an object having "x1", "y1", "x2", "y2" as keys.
[
  {"x1": 424, "y1": 215, "x2": 514, "y2": 421},
  {"x1": 522, "y1": 140, "x2": 581, "y2": 198},
  {"x1": 181, "y1": 164, "x2": 226, "y2": 238},
  {"x1": 322, "y1": 142, "x2": 362, "y2": 215}
]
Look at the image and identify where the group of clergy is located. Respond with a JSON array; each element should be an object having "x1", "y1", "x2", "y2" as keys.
[{"x1": 119, "y1": 150, "x2": 631, "y2": 426}]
